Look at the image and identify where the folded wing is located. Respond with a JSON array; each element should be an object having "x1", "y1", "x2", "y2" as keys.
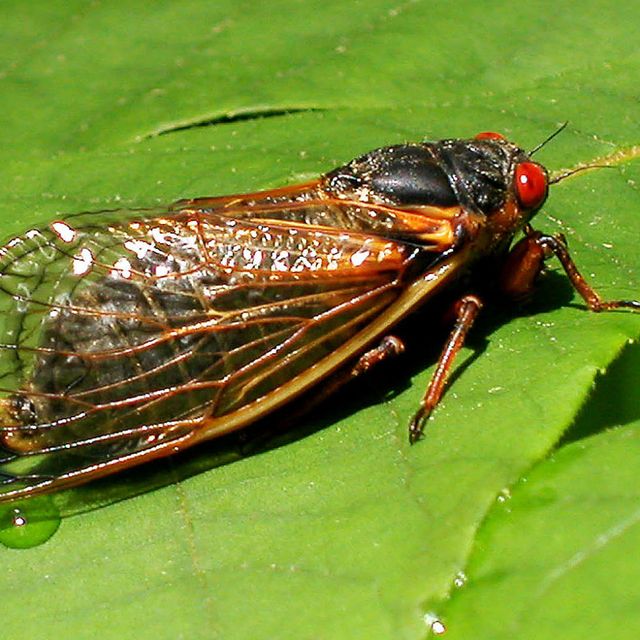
[{"x1": 0, "y1": 189, "x2": 454, "y2": 498}]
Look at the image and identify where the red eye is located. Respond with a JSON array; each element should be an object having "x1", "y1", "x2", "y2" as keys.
[
  {"x1": 515, "y1": 162, "x2": 548, "y2": 209},
  {"x1": 475, "y1": 131, "x2": 505, "y2": 140}
]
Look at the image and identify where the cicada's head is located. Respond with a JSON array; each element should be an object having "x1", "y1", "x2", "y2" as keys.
[{"x1": 436, "y1": 132, "x2": 549, "y2": 220}]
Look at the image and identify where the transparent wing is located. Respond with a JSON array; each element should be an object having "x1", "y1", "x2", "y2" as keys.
[{"x1": 0, "y1": 188, "x2": 454, "y2": 499}]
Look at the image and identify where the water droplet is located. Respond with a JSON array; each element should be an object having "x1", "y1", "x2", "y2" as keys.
[
  {"x1": 496, "y1": 487, "x2": 511, "y2": 503},
  {"x1": 424, "y1": 612, "x2": 447, "y2": 635},
  {"x1": 453, "y1": 570, "x2": 467, "y2": 588},
  {"x1": 0, "y1": 497, "x2": 60, "y2": 549}
]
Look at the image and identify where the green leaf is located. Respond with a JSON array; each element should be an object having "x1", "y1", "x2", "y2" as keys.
[
  {"x1": 0, "y1": 1, "x2": 638, "y2": 638},
  {"x1": 437, "y1": 393, "x2": 640, "y2": 639}
]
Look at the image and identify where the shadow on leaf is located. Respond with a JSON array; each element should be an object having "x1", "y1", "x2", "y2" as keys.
[{"x1": 559, "y1": 340, "x2": 640, "y2": 446}]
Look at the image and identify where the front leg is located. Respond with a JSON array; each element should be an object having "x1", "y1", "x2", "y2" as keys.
[{"x1": 501, "y1": 225, "x2": 640, "y2": 311}]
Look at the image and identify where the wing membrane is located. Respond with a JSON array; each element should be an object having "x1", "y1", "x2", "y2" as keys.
[{"x1": 0, "y1": 188, "x2": 453, "y2": 499}]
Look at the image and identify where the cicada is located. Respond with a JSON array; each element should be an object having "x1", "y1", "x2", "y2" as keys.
[{"x1": 0, "y1": 129, "x2": 637, "y2": 501}]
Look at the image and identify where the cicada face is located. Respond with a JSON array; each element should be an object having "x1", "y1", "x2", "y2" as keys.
[{"x1": 0, "y1": 133, "x2": 552, "y2": 500}]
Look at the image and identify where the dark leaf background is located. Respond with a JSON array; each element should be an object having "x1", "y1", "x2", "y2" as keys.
[{"x1": 0, "y1": 1, "x2": 639, "y2": 638}]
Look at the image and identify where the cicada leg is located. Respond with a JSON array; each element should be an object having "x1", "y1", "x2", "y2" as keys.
[
  {"x1": 294, "y1": 335, "x2": 406, "y2": 417},
  {"x1": 409, "y1": 295, "x2": 483, "y2": 444},
  {"x1": 306, "y1": 335, "x2": 406, "y2": 411},
  {"x1": 501, "y1": 225, "x2": 640, "y2": 311},
  {"x1": 350, "y1": 336, "x2": 406, "y2": 377},
  {"x1": 240, "y1": 336, "x2": 406, "y2": 454}
]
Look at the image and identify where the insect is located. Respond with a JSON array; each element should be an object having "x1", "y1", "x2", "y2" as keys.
[{"x1": 0, "y1": 128, "x2": 637, "y2": 502}]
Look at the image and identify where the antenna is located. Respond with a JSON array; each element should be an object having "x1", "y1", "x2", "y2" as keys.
[{"x1": 529, "y1": 121, "x2": 568, "y2": 156}]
